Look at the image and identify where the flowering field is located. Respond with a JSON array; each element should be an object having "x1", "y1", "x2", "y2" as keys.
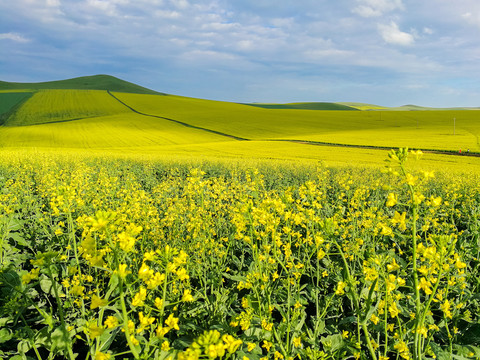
[{"x1": 0, "y1": 149, "x2": 479, "y2": 360}]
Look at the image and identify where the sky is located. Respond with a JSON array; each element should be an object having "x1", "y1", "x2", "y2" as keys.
[{"x1": 1, "y1": 0, "x2": 479, "y2": 107}]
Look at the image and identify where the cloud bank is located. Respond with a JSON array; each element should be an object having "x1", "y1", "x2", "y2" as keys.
[{"x1": 0, "y1": 0, "x2": 479, "y2": 107}]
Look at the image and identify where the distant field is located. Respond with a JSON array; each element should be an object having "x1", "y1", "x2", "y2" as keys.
[
  {"x1": 0, "y1": 75, "x2": 479, "y2": 172},
  {"x1": 113, "y1": 92, "x2": 480, "y2": 152}
]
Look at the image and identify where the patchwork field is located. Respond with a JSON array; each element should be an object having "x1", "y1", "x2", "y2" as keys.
[{"x1": 0, "y1": 75, "x2": 479, "y2": 171}]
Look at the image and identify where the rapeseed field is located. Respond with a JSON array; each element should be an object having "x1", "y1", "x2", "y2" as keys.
[{"x1": 1, "y1": 149, "x2": 479, "y2": 360}]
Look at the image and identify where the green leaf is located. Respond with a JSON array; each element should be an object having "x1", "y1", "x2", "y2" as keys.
[
  {"x1": 321, "y1": 334, "x2": 344, "y2": 352},
  {"x1": 0, "y1": 328, "x2": 12, "y2": 343},
  {"x1": 17, "y1": 339, "x2": 32, "y2": 354},
  {"x1": 51, "y1": 325, "x2": 71, "y2": 352},
  {"x1": 453, "y1": 344, "x2": 480, "y2": 358},
  {"x1": 9, "y1": 233, "x2": 29, "y2": 247},
  {"x1": 430, "y1": 342, "x2": 451, "y2": 360}
]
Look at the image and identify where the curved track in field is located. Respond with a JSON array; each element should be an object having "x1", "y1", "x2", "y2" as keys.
[
  {"x1": 107, "y1": 91, "x2": 480, "y2": 158},
  {"x1": 107, "y1": 91, "x2": 248, "y2": 141}
]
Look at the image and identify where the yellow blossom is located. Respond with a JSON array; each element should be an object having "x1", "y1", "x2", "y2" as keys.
[
  {"x1": 262, "y1": 340, "x2": 273, "y2": 352},
  {"x1": 95, "y1": 352, "x2": 111, "y2": 360},
  {"x1": 386, "y1": 193, "x2": 398, "y2": 207},
  {"x1": 417, "y1": 277, "x2": 433, "y2": 295},
  {"x1": 132, "y1": 287, "x2": 147, "y2": 307},
  {"x1": 182, "y1": 289, "x2": 194, "y2": 302},
  {"x1": 165, "y1": 314, "x2": 180, "y2": 330},
  {"x1": 116, "y1": 264, "x2": 130, "y2": 279},
  {"x1": 104, "y1": 316, "x2": 119, "y2": 329}
]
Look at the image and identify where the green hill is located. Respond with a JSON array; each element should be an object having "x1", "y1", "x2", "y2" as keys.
[
  {"x1": 244, "y1": 102, "x2": 358, "y2": 111},
  {"x1": 0, "y1": 74, "x2": 163, "y2": 95}
]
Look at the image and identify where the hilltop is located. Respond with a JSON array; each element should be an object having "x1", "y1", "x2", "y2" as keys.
[{"x1": 0, "y1": 74, "x2": 163, "y2": 95}]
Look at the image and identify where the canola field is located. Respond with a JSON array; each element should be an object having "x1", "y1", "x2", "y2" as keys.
[{"x1": 1, "y1": 149, "x2": 479, "y2": 360}]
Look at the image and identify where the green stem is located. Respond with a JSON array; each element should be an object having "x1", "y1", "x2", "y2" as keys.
[
  {"x1": 119, "y1": 279, "x2": 140, "y2": 359},
  {"x1": 45, "y1": 264, "x2": 75, "y2": 360},
  {"x1": 333, "y1": 240, "x2": 378, "y2": 360}
]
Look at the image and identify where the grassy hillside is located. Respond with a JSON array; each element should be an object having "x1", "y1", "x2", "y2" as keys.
[
  {"x1": 0, "y1": 92, "x2": 33, "y2": 125},
  {"x1": 4, "y1": 90, "x2": 131, "y2": 126},
  {"x1": 0, "y1": 112, "x2": 230, "y2": 148},
  {"x1": 113, "y1": 92, "x2": 480, "y2": 152},
  {"x1": 0, "y1": 74, "x2": 162, "y2": 95}
]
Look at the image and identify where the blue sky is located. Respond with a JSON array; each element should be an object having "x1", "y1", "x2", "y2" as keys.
[{"x1": 1, "y1": 0, "x2": 479, "y2": 107}]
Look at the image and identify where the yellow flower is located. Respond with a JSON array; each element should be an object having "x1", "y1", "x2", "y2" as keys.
[
  {"x1": 370, "y1": 314, "x2": 380, "y2": 325},
  {"x1": 132, "y1": 287, "x2": 147, "y2": 307},
  {"x1": 116, "y1": 264, "x2": 130, "y2": 279},
  {"x1": 175, "y1": 267, "x2": 189, "y2": 281},
  {"x1": 70, "y1": 284, "x2": 85, "y2": 297},
  {"x1": 104, "y1": 316, "x2": 119, "y2": 329},
  {"x1": 155, "y1": 297, "x2": 164, "y2": 310},
  {"x1": 389, "y1": 302, "x2": 399, "y2": 318},
  {"x1": 405, "y1": 173, "x2": 417, "y2": 186},
  {"x1": 431, "y1": 196, "x2": 442, "y2": 207},
  {"x1": 117, "y1": 232, "x2": 136, "y2": 252},
  {"x1": 261, "y1": 319, "x2": 273, "y2": 331},
  {"x1": 161, "y1": 340, "x2": 170, "y2": 351},
  {"x1": 391, "y1": 211, "x2": 407, "y2": 231},
  {"x1": 293, "y1": 337, "x2": 302, "y2": 348},
  {"x1": 335, "y1": 281, "x2": 346, "y2": 295},
  {"x1": 380, "y1": 224, "x2": 393, "y2": 236},
  {"x1": 95, "y1": 352, "x2": 111, "y2": 360},
  {"x1": 387, "y1": 258, "x2": 400, "y2": 272},
  {"x1": 222, "y1": 334, "x2": 242, "y2": 353},
  {"x1": 262, "y1": 340, "x2": 273, "y2": 352},
  {"x1": 138, "y1": 262, "x2": 154, "y2": 281},
  {"x1": 90, "y1": 294, "x2": 108, "y2": 309},
  {"x1": 130, "y1": 335, "x2": 139, "y2": 346},
  {"x1": 182, "y1": 289, "x2": 194, "y2": 302},
  {"x1": 440, "y1": 299, "x2": 452, "y2": 319},
  {"x1": 145, "y1": 272, "x2": 166, "y2": 289},
  {"x1": 165, "y1": 314, "x2": 180, "y2": 330},
  {"x1": 386, "y1": 193, "x2": 397, "y2": 207},
  {"x1": 411, "y1": 149, "x2": 423, "y2": 159},
  {"x1": 138, "y1": 312, "x2": 156, "y2": 330},
  {"x1": 394, "y1": 341, "x2": 410, "y2": 359},
  {"x1": 156, "y1": 326, "x2": 170, "y2": 338},
  {"x1": 417, "y1": 277, "x2": 433, "y2": 295}
]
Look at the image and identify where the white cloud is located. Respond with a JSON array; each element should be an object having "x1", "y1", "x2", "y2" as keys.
[
  {"x1": 462, "y1": 11, "x2": 480, "y2": 27},
  {"x1": 0, "y1": 32, "x2": 30, "y2": 42},
  {"x1": 169, "y1": 0, "x2": 188, "y2": 10},
  {"x1": 353, "y1": 0, "x2": 404, "y2": 17},
  {"x1": 423, "y1": 27, "x2": 433, "y2": 35},
  {"x1": 378, "y1": 21, "x2": 415, "y2": 45}
]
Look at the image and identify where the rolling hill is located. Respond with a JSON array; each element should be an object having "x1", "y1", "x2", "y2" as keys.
[
  {"x1": 0, "y1": 75, "x2": 479, "y2": 170},
  {"x1": 0, "y1": 74, "x2": 163, "y2": 95}
]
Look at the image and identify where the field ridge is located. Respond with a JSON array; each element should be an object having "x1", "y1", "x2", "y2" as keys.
[{"x1": 106, "y1": 91, "x2": 249, "y2": 141}]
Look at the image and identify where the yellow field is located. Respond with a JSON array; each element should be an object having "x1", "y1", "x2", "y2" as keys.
[
  {"x1": 0, "y1": 87, "x2": 479, "y2": 173},
  {"x1": 5, "y1": 90, "x2": 129, "y2": 126}
]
